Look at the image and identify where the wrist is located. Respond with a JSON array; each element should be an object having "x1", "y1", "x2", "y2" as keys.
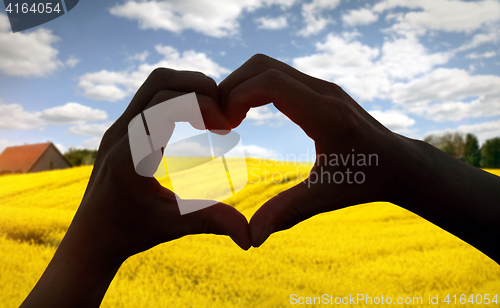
[
  {"x1": 20, "y1": 220, "x2": 123, "y2": 308},
  {"x1": 385, "y1": 134, "x2": 433, "y2": 207}
]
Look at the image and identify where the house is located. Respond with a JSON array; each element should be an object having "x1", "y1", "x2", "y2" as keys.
[{"x1": 0, "y1": 142, "x2": 72, "y2": 175}]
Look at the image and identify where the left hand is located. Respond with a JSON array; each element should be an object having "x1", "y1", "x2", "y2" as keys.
[
  {"x1": 77, "y1": 68, "x2": 252, "y2": 262},
  {"x1": 21, "y1": 68, "x2": 250, "y2": 308}
]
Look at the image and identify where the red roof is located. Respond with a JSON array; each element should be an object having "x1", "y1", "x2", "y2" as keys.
[{"x1": 0, "y1": 142, "x2": 52, "y2": 173}]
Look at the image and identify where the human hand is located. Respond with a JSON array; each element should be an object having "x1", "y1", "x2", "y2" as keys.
[
  {"x1": 79, "y1": 69, "x2": 252, "y2": 260},
  {"x1": 20, "y1": 68, "x2": 251, "y2": 308},
  {"x1": 218, "y1": 54, "x2": 413, "y2": 247}
]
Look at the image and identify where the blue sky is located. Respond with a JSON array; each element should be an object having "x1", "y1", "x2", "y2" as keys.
[{"x1": 1, "y1": 0, "x2": 500, "y2": 160}]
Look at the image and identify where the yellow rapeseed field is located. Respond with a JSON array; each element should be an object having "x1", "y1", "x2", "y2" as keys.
[{"x1": 0, "y1": 160, "x2": 499, "y2": 307}]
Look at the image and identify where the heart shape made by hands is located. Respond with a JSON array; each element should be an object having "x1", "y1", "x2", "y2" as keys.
[{"x1": 127, "y1": 54, "x2": 401, "y2": 248}]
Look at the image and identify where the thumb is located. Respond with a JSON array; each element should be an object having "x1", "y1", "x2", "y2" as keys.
[
  {"x1": 181, "y1": 201, "x2": 251, "y2": 250},
  {"x1": 249, "y1": 181, "x2": 330, "y2": 247}
]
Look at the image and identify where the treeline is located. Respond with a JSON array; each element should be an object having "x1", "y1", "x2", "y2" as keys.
[
  {"x1": 424, "y1": 133, "x2": 500, "y2": 168},
  {"x1": 63, "y1": 148, "x2": 98, "y2": 167},
  {"x1": 62, "y1": 134, "x2": 500, "y2": 169}
]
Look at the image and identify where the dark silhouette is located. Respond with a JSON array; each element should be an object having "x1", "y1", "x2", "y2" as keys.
[{"x1": 20, "y1": 54, "x2": 500, "y2": 308}]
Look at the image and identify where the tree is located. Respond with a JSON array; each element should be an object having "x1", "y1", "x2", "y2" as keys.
[
  {"x1": 463, "y1": 133, "x2": 481, "y2": 167},
  {"x1": 423, "y1": 132, "x2": 465, "y2": 159},
  {"x1": 481, "y1": 137, "x2": 500, "y2": 168},
  {"x1": 64, "y1": 148, "x2": 97, "y2": 167}
]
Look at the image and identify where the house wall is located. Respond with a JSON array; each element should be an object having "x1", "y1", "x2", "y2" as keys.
[{"x1": 29, "y1": 146, "x2": 71, "y2": 173}]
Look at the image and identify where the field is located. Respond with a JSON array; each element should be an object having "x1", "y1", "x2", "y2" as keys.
[{"x1": 0, "y1": 160, "x2": 499, "y2": 307}]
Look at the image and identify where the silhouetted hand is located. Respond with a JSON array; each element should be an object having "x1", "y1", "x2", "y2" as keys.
[
  {"x1": 21, "y1": 69, "x2": 250, "y2": 308},
  {"x1": 219, "y1": 54, "x2": 500, "y2": 265}
]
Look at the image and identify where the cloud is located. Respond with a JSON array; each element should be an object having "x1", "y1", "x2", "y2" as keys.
[
  {"x1": 246, "y1": 105, "x2": 287, "y2": 126},
  {"x1": 454, "y1": 29, "x2": 500, "y2": 52},
  {"x1": 81, "y1": 138, "x2": 102, "y2": 149},
  {"x1": 78, "y1": 45, "x2": 230, "y2": 101},
  {"x1": 165, "y1": 140, "x2": 212, "y2": 157},
  {"x1": 293, "y1": 32, "x2": 450, "y2": 102},
  {"x1": 426, "y1": 119, "x2": 500, "y2": 145},
  {"x1": 227, "y1": 145, "x2": 279, "y2": 159},
  {"x1": 65, "y1": 56, "x2": 80, "y2": 68},
  {"x1": 368, "y1": 109, "x2": 416, "y2": 131},
  {"x1": 465, "y1": 51, "x2": 497, "y2": 59},
  {"x1": 298, "y1": 0, "x2": 340, "y2": 37},
  {"x1": 342, "y1": 8, "x2": 378, "y2": 27},
  {"x1": 54, "y1": 143, "x2": 66, "y2": 154},
  {"x1": 67, "y1": 122, "x2": 112, "y2": 138},
  {"x1": 66, "y1": 121, "x2": 113, "y2": 150},
  {"x1": 255, "y1": 15, "x2": 288, "y2": 30},
  {"x1": 109, "y1": 0, "x2": 296, "y2": 38},
  {"x1": 0, "y1": 14, "x2": 63, "y2": 77},
  {"x1": 389, "y1": 68, "x2": 500, "y2": 121},
  {"x1": 373, "y1": 0, "x2": 500, "y2": 35},
  {"x1": 127, "y1": 51, "x2": 149, "y2": 62},
  {"x1": 40, "y1": 103, "x2": 108, "y2": 124},
  {"x1": 0, "y1": 103, "x2": 44, "y2": 130},
  {"x1": 0, "y1": 101, "x2": 108, "y2": 130}
]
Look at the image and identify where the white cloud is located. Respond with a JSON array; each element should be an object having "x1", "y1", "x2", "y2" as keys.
[
  {"x1": 78, "y1": 45, "x2": 230, "y2": 101},
  {"x1": 81, "y1": 138, "x2": 102, "y2": 149},
  {"x1": 127, "y1": 51, "x2": 149, "y2": 62},
  {"x1": 0, "y1": 103, "x2": 44, "y2": 130},
  {"x1": 255, "y1": 15, "x2": 288, "y2": 30},
  {"x1": 342, "y1": 8, "x2": 378, "y2": 27},
  {"x1": 246, "y1": 105, "x2": 287, "y2": 126},
  {"x1": 455, "y1": 29, "x2": 500, "y2": 52},
  {"x1": 0, "y1": 14, "x2": 63, "y2": 77},
  {"x1": 109, "y1": 0, "x2": 296, "y2": 38},
  {"x1": 54, "y1": 143, "x2": 67, "y2": 154},
  {"x1": 164, "y1": 140, "x2": 212, "y2": 157},
  {"x1": 465, "y1": 51, "x2": 497, "y2": 59},
  {"x1": 293, "y1": 32, "x2": 450, "y2": 102},
  {"x1": 67, "y1": 122, "x2": 113, "y2": 137},
  {"x1": 65, "y1": 56, "x2": 80, "y2": 68},
  {"x1": 0, "y1": 101, "x2": 108, "y2": 130},
  {"x1": 298, "y1": 0, "x2": 340, "y2": 36},
  {"x1": 40, "y1": 103, "x2": 108, "y2": 124},
  {"x1": 78, "y1": 70, "x2": 131, "y2": 101},
  {"x1": 389, "y1": 68, "x2": 500, "y2": 121},
  {"x1": 227, "y1": 145, "x2": 279, "y2": 159},
  {"x1": 373, "y1": 0, "x2": 500, "y2": 35},
  {"x1": 69, "y1": 122, "x2": 112, "y2": 150},
  {"x1": 426, "y1": 119, "x2": 500, "y2": 145},
  {"x1": 368, "y1": 109, "x2": 416, "y2": 131}
]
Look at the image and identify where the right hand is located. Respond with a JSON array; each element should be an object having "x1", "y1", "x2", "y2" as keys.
[{"x1": 218, "y1": 54, "x2": 413, "y2": 247}]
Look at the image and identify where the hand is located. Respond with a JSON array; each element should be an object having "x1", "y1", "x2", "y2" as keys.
[
  {"x1": 219, "y1": 54, "x2": 500, "y2": 265},
  {"x1": 218, "y1": 54, "x2": 408, "y2": 247},
  {"x1": 21, "y1": 68, "x2": 250, "y2": 308}
]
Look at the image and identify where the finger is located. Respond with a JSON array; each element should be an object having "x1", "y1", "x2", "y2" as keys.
[
  {"x1": 249, "y1": 181, "x2": 330, "y2": 247},
  {"x1": 122, "y1": 69, "x2": 219, "y2": 126},
  {"x1": 103, "y1": 69, "x2": 220, "y2": 151},
  {"x1": 144, "y1": 90, "x2": 231, "y2": 131},
  {"x1": 103, "y1": 90, "x2": 230, "y2": 178},
  {"x1": 224, "y1": 68, "x2": 342, "y2": 140},
  {"x1": 218, "y1": 54, "x2": 344, "y2": 110},
  {"x1": 179, "y1": 202, "x2": 251, "y2": 250}
]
